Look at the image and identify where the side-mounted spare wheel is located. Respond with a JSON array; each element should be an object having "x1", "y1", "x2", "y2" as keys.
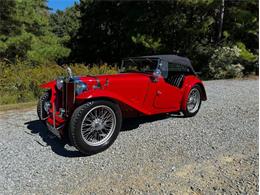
[
  {"x1": 183, "y1": 85, "x2": 202, "y2": 117},
  {"x1": 68, "y1": 100, "x2": 122, "y2": 155}
]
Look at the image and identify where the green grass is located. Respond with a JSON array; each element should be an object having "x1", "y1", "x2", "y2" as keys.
[
  {"x1": 0, "y1": 101, "x2": 37, "y2": 112},
  {"x1": 0, "y1": 61, "x2": 118, "y2": 105}
]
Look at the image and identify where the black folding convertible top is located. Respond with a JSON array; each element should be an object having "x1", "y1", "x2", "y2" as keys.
[
  {"x1": 127, "y1": 54, "x2": 195, "y2": 74},
  {"x1": 141, "y1": 54, "x2": 191, "y2": 66}
]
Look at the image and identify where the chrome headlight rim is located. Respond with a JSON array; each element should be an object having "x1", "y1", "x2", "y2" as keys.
[
  {"x1": 75, "y1": 80, "x2": 87, "y2": 95},
  {"x1": 56, "y1": 77, "x2": 64, "y2": 90}
]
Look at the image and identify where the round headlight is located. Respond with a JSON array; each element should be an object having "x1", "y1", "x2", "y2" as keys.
[
  {"x1": 75, "y1": 80, "x2": 87, "y2": 95},
  {"x1": 56, "y1": 78, "x2": 64, "y2": 90}
]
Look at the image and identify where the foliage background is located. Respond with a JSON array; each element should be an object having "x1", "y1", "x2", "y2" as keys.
[{"x1": 0, "y1": 0, "x2": 258, "y2": 105}]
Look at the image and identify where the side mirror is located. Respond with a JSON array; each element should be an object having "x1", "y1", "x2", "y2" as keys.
[{"x1": 152, "y1": 68, "x2": 161, "y2": 82}]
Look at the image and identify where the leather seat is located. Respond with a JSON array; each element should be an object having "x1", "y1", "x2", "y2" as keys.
[{"x1": 165, "y1": 73, "x2": 184, "y2": 88}]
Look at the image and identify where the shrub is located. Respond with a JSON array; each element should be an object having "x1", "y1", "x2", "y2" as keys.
[
  {"x1": 0, "y1": 61, "x2": 118, "y2": 105},
  {"x1": 208, "y1": 46, "x2": 244, "y2": 79}
]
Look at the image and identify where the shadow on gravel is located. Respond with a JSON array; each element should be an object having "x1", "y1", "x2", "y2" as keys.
[
  {"x1": 24, "y1": 113, "x2": 183, "y2": 157},
  {"x1": 24, "y1": 120, "x2": 84, "y2": 158},
  {"x1": 121, "y1": 113, "x2": 184, "y2": 131}
]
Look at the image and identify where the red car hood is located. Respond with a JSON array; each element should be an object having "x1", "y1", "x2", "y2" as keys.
[
  {"x1": 40, "y1": 72, "x2": 152, "y2": 89},
  {"x1": 79, "y1": 72, "x2": 152, "y2": 86}
]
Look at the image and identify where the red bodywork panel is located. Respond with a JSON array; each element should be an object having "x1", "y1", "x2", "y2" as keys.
[
  {"x1": 76, "y1": 73, "x2": 206, "y2": 115},
  {"x1": 40, "y1": 73, "x2": 206, "y2": 129},
  {"x1": 40, "y1": 80, "x2": 56, "y2": 105}
]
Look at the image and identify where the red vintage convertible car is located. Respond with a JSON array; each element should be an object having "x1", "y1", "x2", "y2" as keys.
[{"x1": 38, "y1": 55, "x2": 207, "y2": 154}]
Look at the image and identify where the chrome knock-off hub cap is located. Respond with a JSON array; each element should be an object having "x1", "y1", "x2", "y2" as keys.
[
  {"x1": 187, "y1": 88, "x2": 200, "y2": 113},
  {"x1": 92, "y1": 118, "x2": 104, "y2": 131},
  {"x1": 81, "y1": 105, "x2": 116, "y2": 146}
]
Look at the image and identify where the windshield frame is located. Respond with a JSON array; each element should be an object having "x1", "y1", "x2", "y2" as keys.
[{"x1": 120, "y1": 57, "x2": 160, "y2": 74}]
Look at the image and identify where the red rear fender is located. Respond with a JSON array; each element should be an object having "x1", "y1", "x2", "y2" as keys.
[{"x1": 181, "y1": 75, "x2": 207, "y2": 110}]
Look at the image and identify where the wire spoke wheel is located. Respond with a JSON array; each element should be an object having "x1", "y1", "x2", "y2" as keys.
[
  {"x1": 187, "y1": 88, "x2": 201, "y2": 114},
  {"x1": 81, "y1": 105, "x2": 116, "y2": 146}
]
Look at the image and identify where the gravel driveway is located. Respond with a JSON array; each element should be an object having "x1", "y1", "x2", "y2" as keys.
[{"x1": 0, "y1": 79, "x2": 258, "y2": 194}]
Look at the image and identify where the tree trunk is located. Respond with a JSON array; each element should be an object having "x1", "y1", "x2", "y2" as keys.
[{"x1": 218, "y1": 0, "x2": 225, "y2": 41}]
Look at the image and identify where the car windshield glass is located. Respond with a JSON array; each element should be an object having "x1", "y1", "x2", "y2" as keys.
[{"x1": 121, "y1": 58, "x2": 158, "y2": 73}]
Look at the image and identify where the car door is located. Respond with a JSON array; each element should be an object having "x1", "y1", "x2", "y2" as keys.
[{"x1": 153, "y1": 76, "x2": 182, "y2": 110}]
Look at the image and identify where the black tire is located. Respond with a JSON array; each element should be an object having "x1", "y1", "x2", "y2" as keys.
[
  {"x1": 37, "y1": 91, "x2": 50, "y2": 122},
  {"x1": 183, "y1": 85, "x2": 202, "y2": 117},
  {"x1": 68, "y1": 100, "x2": 122, "y2": 155}
]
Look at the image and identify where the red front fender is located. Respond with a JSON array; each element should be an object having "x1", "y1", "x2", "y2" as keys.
[
  {"x1": 39, "y1": 80, "x2": 57, "y2": 106},
  {"x1": 40, "y1": 80, "x2": 56, "y2": 89}
]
